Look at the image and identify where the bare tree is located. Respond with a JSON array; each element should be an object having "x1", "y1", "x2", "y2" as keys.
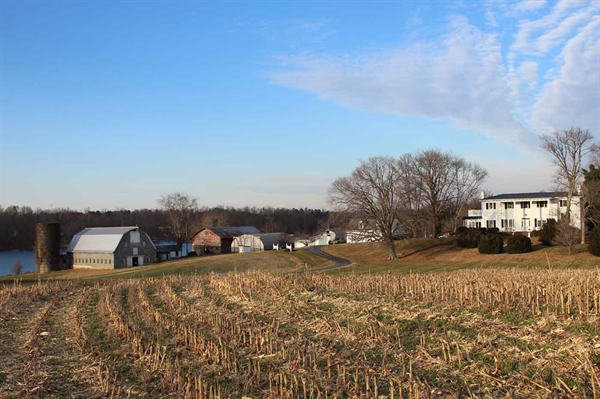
[
  {"x1": 329, "y1": 157, "x2": 403, "y2": 260},
  {"x1": 200, "y1": 208, "x2": 231, "y2": 228},
  {"x1": 401, "y1": 149, "x2": 487, "y2": 237},
  {"x1": 591, "y1": 145, "x2": 600, "y2": 166},
  {"x1": 12, "y1": 259, "x2": 23, "y2": 275},
  {"x1": 158, "y1": 192, "x2": 199, "y2": 247},
  {"x1": 450, "y1": 159, "x2": 489, "y2": 231},
  {"x1": 541, "y1": 127, "x2": 597, "y2": 245}
]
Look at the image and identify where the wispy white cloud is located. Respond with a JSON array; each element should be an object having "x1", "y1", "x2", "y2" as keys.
[
  {"x1": 267, "y1": 15, "x2": 539, "y2": 149},
  {"x1": 505, "y1": 0, "x2": 599, "y2": 136},
  {"x1": 512, "y1": 0, "x2": 593, "y2": 55},
  {"x1": 532, "y1": 16, "x2": 600, "y2": 134},
  {"x1": 265, "y1": 0, "x2": 599, "y2": 152},
  {"x1": 514, "y1": 0, "x2": 548, "y2": 12},
  {"x1": 517, "y1": 60, "x2": 539, "y2": 89}
]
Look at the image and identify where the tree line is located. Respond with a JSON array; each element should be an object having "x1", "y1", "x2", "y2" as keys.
[{"x1": 0, "y1": 205, "x2": 330, "y2": 251}]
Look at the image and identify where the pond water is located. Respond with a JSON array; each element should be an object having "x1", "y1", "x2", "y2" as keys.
[{"x1": 0, "y1": 250, "x2": 36, "y2": 276}]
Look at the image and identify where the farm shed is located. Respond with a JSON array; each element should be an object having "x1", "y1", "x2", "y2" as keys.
[
  {"x1": 153, "y1": 240, "x2": 192, "y2": 261},
  {"x1": 67, "y1": 227, "x2": 157, "y2": 269},
  {"x1": 313, "y1": 228, "x2": 346, "y2": 245},
  {"x1": 191, "y1": 226, "x2": 261, "y2": 255},
  {"x1": 231, "y1": 233, "x2": 292, "y2": 253}
]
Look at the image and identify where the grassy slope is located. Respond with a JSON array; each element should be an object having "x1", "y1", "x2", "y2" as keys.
[
  {"x1": 0, "y1": 248, "x2": 331, "y2": 282},
  {"x1": 324, "y1": 237, "x2": 600, "y2": 274},
  {"x1": 2, "y1": 238, "x2": 597, "y2": 282}
]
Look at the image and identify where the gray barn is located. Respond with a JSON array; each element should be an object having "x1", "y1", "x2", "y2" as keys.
[{"x1": 67, "y1": 226, "x2": 157, "y2": 269}]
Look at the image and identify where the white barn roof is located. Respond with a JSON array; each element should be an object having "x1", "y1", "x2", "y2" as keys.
[{"x1": 67, "y1": 226, "x2": 138, "y2": 253}]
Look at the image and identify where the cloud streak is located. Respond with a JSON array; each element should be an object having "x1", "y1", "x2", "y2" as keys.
[
  {"x1": 267, "y1": 16, "x2": 539, "y2": 149},
  {"x1": 266, "y1": 2, "x2": 599, "y2": 150}
]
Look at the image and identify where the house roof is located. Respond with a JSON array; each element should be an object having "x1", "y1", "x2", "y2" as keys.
[
  {"x1": 483, "y1": 192, "x2": 573, "y2": 200},
  {"x1": 67, "y1": 226, "x2": 139, "y2": 253},
  {"x1": 155, "y1": 244, "x2": 180, "y2": 252},
  {"x1": 200, "y1": 226, "x2": 261, "y2": 239}
]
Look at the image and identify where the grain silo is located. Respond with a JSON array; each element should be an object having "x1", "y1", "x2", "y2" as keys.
[{"x1": 35, "y1": 223, "x2": 61, "y2": 273}]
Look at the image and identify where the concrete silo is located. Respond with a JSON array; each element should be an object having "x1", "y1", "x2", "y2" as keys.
[{"x1": 35, "y1": 223, "x2": 61, "y2": 273}]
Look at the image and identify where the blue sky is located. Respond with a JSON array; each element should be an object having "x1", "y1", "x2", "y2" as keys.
[{"x1": 1, "y1": 0, "x2": 599, "y2": 210}]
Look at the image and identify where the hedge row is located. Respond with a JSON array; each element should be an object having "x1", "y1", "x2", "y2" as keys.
[{"x1": 455, "y1": 228, "x2": 532, "y2": 255}]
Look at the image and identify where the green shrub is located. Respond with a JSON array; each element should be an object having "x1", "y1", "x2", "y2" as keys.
[
  {"x1": 486, "y1": 227, "x2": 499, "y2": 234},
  {"x1": 457, "y1": 228, "x2": 482, "y2": 248},
  {"x1": 530, "y1": 230, "x2": 540, "y2": 237},
  {"x1": 589, "y1": 226, "x2": 600, "y2": 257},
  {"x1": 539, "y1": 219, "x2": 557, "y2": 246},
  {"x1": 506, "y1": 235, "x2": 532, "y2": 254},
  {"x1": 478, "y1": 234, "x2": 504, "y2": 254}
]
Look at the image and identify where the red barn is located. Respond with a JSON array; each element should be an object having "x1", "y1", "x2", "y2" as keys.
[{"x1": 191, "y1": 226, "x2": 261, "y2": 254}]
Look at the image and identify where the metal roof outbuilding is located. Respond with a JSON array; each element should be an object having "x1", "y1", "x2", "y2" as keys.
[{"x1": 67, "y1": 226, "x2": 140, "y2": 253}]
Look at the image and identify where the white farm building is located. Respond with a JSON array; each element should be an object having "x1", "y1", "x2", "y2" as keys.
[
  {"x1": 463, "y1": 192, "x2": 582, "y2": 233},
  {"x1": 231, "y1": 233, "x2": 291, "y2": 253},
  {"x1": 293, "y1": 229, "x2": 346, "y2": 248},
  {"x1": 347, "y1": 219, "x2": 407, "y2": 243},
  {"x1": 67, "y1": 227, "x2": 157, "y2": 269}
]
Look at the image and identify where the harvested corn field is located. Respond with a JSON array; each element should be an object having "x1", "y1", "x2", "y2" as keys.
[{"x1": 1, "y1": 269, "x2": 599, "y2": 398}]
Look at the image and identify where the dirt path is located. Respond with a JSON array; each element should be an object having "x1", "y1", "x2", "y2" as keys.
[{"x1": 304, "y1": 246, "x2": 352, "y2": 272}]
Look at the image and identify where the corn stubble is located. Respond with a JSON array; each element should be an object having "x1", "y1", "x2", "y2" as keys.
[{"x1": 1, "y1": 268, "x2": 599, "y2": 398}]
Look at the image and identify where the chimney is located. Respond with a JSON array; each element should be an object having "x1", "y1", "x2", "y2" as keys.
[{"x1": 480, "y1": 191, "x2": 485, "y2": 200}]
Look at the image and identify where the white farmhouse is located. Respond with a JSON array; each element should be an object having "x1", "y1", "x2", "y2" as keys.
[{"x1": 464, "y1": 191, "x2": 582, "y2": 233}]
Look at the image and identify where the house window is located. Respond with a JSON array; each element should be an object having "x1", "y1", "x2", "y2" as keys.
[
  {"x1": 485, "y1": 203, "x2": 497, "y2": 210},
  {"x1": 560, "y1": 200, "x2": 567, "y2": 207},
  {"x1": 504, "y1": 202, "x2": 514, "y2": 209},
  {"x1": 133, "y1": 248, "x2": 138, "y2": 255},
  {"x1": 535, "y1": 201, "x2": 548, "y2": 208},
  {"x1": 535, "y1": 219, "x2": 544, "y2": 227},
  {"x1": 486, "y1": 220, "x2": 496, "y2": 228},
  {"x1": 501, "y1": 219, "x2": 514, "y2": 229},
  {"x1": 520, "y1": 202, "x2": 530, "y2": 209}
]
